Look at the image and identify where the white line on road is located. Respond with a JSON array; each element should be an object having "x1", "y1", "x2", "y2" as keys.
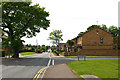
[
  {"x1": 47, "y1": 58, "x2": 51, "y2": 67},
  {"x1": 52, "y1": 59, "x2": 54, "y2": 65}
]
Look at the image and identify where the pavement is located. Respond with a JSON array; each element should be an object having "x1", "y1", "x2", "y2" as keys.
[
  {"x1": 43, "y1": 64, "x2": 79, "y2": 78},
  {"x1": 43, "y1": 53, "x2": 80, "y2": 79}
]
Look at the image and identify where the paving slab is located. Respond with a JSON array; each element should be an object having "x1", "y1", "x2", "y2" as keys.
[
  {"x1": 80, "y1": 75, "x2": 102, "y2": 80},
  {"x1": 43, "y1": 64, "x2": 80, "y2": 79}
]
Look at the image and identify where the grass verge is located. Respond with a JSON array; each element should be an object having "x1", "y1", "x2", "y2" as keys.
[
  {"x1": 20, "y1": 52, "x2": 37, "y2": 56},
  {"x1": 67, "y1": 60, "x2": 118, "y2": 80}
]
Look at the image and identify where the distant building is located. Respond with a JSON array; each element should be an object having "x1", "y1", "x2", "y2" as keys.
[
  {"x1": 0, "y1": 35, "x2": 8, "y2": 54},
  {"x1": 58, "y1": 43, "x2": 66, "y2": 51}
]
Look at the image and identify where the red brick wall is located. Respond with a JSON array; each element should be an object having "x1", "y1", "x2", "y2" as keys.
[
  {"x1": 77, "y1": 49, "x2": 119, "y2": 56},
  {"x1": 82, "y1": 28, "x2": 113, "y2": 49},
  {"x1": 64, "y1": 49, "x2": 119, "y2": 56}
]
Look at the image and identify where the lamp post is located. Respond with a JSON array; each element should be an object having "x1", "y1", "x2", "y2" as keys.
[
  {"x1": 8, "y1": 41, "x2": 11, "y2": 59},
  {"x1": 0, "y1": 38, "x2": 2, "y2": 57}
]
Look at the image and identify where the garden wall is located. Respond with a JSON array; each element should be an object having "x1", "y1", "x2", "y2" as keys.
[{"x1": 64, "y1": 49, "x2": 120, "y2": 56}]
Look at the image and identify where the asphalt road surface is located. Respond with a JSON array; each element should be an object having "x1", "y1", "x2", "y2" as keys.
[{"x1": 2, "y1": 52, "x2": 50, "y2": 80}]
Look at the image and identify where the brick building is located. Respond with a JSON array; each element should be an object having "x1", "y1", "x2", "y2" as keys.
[
  {"x1": 77, "y1": 27, "x2": 113, "y2": 50},
  {"x1": 65, "y1": 27, "x2": 119, "y2": 56},
  {"x1": 0, "y1": 35, "x2": 8, "y2": 54}
]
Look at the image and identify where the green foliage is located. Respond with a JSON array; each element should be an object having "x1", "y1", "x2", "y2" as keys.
[
  {"x1": 67, "y1": 40, "x2": 75, "y2": 47},
  {"x1": 36, "y1": 49, "x2": 42, "y2": 53},
  {"x1": 101, "y1": 24, "x2": 108, "y2": 31},
  {"x1": 78, "y1": 32, "x2": 84, "y2": 36},
  {"x1": 40, "y1": 45, "x2": 46, "y2": 52},
  {"x1": 48, "y1": 30, "x2": 63, "y2": 46},
  {"x1": 2, "y1": 2, "x2": 50, "y2": 38},
  {"x1": 67, "y1": 40, "x2": 75, "y2": 52},
  {"x1": 3, "y1": 37, "x2": 24, "y2": 52},
  {"x1": 87, "y1": 25, "x2": 100, "y2": 31},
  {"x1": 1, "y1": 2, "x2": 50, "y2": 58},
  {"x1": 108, "y1": 25, "x2": 118, "y2": 36},
  {"x1": 46, "y1": 45, "x2": 50, "y2": 51}
]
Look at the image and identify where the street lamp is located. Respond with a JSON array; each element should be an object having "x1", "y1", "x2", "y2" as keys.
[
  {"x1": 8, "y1": 41, "x2": 11, "y2": 59},
  {"x1": 0, "y1": 38, "x2": 2, "y2": 57}
]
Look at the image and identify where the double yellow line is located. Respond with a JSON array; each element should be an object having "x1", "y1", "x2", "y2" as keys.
[
  {"x1": 33, "y1": 53, "x2": 51, "y2": 80},
  {"x1": 33, "y1": 66, "x2": 48, "y2": 80}
]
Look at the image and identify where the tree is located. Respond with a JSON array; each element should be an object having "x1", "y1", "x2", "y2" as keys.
[
  {"x1": 67, "y1": 40, "x2": 75, "y2": 52},
  {"x1": 101, "y1": 24, "x2": 108, "y2": 31},
  {"x1": 41, "y1": 45, "x2": 46, "y2": 52},
  {"x1": 46, "y1": 45, "x2": 50, "y2": 51},
  {"x1": 108, "y1": 25, "x2": 118, "y2": 36},
  {"x1": 48, "y1": 30, "x2": 63, "y2": 46},
  {"x1": 1, "y1": 2, "x2": 50, "y2": 58},
  {"x1": 87, "y1": 25, "x2": 100, "y2": 31},
  {"x1": 78, "y1": 32, "x2": 84, "y2": 36}
]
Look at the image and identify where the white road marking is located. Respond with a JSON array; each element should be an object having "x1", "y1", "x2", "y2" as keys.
[
  {"x1": 47, "y1": 58, "x2": 51, "y2": 67},
  {"x1": 52, "y1": 59, "x2": 54, "y2": 65}
]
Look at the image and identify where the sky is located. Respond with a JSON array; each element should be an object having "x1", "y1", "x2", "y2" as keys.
[{"x1": 22, "y1": 0, "x2": 120, "y2": 46}]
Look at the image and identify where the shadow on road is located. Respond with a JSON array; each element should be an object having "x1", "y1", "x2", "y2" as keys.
[
  {"x1": 2, "y1": 57, "x2": 76, "y2": 66},
  {"x1": 2, "y1": 58, "x2": 49, "y2": 66}
]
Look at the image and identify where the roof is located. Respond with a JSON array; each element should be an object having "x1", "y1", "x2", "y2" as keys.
[
  {"x1": 78, "y1": 27, "x2": 114, "y2": 37},
  {"x1": 58, "y1": 43, "x2": 66, "y2": 45}
]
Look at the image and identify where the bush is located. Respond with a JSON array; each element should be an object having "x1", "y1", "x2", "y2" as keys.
[
  {"x1": 36, "y1": 49, "x2": 42, "y2": 53},
  {"x1": 31, "y1": 47, "x2": 35, "y2": 51}
]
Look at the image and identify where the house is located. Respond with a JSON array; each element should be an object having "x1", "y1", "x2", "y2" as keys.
[
  {"x1": 71, "y1": 37, "x2": 79, "y2": 52},
  {"x1": 58, "y1": 43, "x2": 66, "y2": 52},
  {"x1": 65, "y1": 27, "x2": 119, "y2": 56},
  {"x1": 77, "y1": 27, "x2": 113, "y2": 50},
  {"x1": 0, "y1": 35, "x2": 8, "y2": 54}
]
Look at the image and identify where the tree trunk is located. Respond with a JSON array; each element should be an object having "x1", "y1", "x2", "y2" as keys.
[
  {"x1": 10, "y1": 36, "x2": 20, "y2": 58},
  {"x1": 12, "y1": 47, "x2": 19, "y2": 58}
]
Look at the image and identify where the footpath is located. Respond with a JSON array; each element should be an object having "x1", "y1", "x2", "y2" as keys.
[{"x1": 43, "y1": 53, "x2": 79, "y2": 79}]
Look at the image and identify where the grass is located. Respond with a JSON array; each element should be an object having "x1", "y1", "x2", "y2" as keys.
[
  {"x1": 67, "y1": 60, "x2": 118, "y2": 79},
  {"x1": 20, "y1": 52, "x2": 37, "y2": 56},
  {"x1": 66, "y1": 56, "x2": 119, "y2": 58}
]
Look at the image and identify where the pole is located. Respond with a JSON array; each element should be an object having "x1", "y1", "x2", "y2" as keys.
[{"x1": 9, "y1": 41, "x2": 10, "y2": 59}]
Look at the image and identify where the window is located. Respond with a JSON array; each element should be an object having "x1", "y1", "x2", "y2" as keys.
[{"x1": 100, "y1": 38, "x2": 103, "y2": 43}]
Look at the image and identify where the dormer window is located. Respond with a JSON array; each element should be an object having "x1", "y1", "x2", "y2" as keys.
[{"x1": 100, "y1": 38, "x2": 103, "y2": 43}]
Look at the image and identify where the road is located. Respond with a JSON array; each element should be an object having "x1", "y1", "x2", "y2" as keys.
[{"x1": 2, "y1": 52, "x2": 50, "y2": 80}]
